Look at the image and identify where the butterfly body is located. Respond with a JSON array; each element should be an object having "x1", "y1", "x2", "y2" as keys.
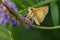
[{"x1": 26, "y1": 6, "x2": 49, "y2": 25}]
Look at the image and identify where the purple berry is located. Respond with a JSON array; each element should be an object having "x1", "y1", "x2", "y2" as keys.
[
  {"x1": 0, "y1": 0, "x2": 33, "y2": 29},
  {"x1": 24, "y1": 18, "x2": 33, "y2": 29},
  {"x1": 11, "y1": 19, "x2": 17, "y2": 27},
  {"x1": 0, "y1": 0, "x2": 18, "y2": 25}
]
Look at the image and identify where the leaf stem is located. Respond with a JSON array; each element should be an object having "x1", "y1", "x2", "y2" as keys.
[
  {"x1": 1, "y1": 0, "x2": 60, "y2": 30},
  {"x1": 17, "y1": 0, "x2": 57, "y2": 14}
]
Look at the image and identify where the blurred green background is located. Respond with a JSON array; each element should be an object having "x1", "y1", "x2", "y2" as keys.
[
  {"x1": 11, "y1": 0, "x2": 60, "y2": 40},
  {"x1": 0, "y1": 0, "x2": 60, "y2": 40}
]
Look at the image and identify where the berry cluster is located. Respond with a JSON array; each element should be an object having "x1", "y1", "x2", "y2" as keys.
[{"x1": 0, "y1": 0, "x2": 33, "y2": 29}]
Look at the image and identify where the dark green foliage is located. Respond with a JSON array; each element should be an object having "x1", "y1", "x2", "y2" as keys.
[
  {"x1": 0, "y1": 0, "x2": 60, "y2": 40},
  {"x1": 10, "y1": 0, "x2": 60, "y2": 40}
]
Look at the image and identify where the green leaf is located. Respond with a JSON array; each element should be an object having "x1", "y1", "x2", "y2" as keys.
[
  {"x1": 16, "y1": 0, "x2": 57, "y2": 16},
  {"x1": 7, "y1": 0, "x2": 60, "y2": 40},
  {"x1": 50, "y1": 2, "x2": 59, "y2": 26}
]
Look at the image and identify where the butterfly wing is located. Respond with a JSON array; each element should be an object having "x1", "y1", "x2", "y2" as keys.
[
  {"x1": 39, "y1": 6, "x2": 49, "y2": 22},
  {"x1": 26, "y1": 7, "x2": 33, "y2": 18},
  {"x1": 26, "y1": 6, "x2": 49, "y2": 25}
]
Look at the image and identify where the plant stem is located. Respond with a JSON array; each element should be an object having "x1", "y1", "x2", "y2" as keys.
[
  {"x1": 1, "y1": 0, "x2": 60, "y2": 30},
  {"x1": 17, "y1": 0, "x2": 57, "y2": 14}
]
